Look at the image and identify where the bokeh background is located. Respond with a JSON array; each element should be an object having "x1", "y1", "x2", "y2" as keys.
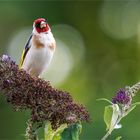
[{"x1": 1, "y1": 0, "x2": 140, "y2": 139}]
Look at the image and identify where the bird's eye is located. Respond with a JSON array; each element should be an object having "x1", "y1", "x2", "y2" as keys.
[{"x1": 35, "y1": 22, "x2": 40, "y2": 28}]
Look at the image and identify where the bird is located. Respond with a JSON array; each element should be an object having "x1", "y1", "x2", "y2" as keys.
[{"x1": 19, "y1": 18, "x2": 56, "y2": 77}]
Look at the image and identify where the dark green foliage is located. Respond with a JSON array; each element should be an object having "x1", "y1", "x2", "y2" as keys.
[{"x1": 61, "y1": 122, "x2": 82, "y2": 140}]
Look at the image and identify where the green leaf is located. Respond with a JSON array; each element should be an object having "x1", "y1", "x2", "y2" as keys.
[
  {"x1": 104, "y1": 105, "x2": 113, "y2": 131},
  {"x1": 53, "y1": 124, "x2": 68, "y2": 140},
  {"x1": 44, "y1": 122, "x2": 67, "y2": 140},
  {"x1": 44, "y1": 122, "x2": 54, "y2": 140},
  {"x1": 97, "y1": 98, "x2": 113, "y2": 105},
  {"x1": 104, "y1": 104, "x2": 121, "y2": 132},
  {"x1": 61, "y1": 122, "x2": 82, "y2": 140},
  {"x1": 111, "y1": 104, "x2": 121, "y2": 130},
  {"x1": 115, "y1": 136, "x2": 122, "y2": 140},
  {"x1": 132, "y1": 102, "x2": 140, "y2": 106}
]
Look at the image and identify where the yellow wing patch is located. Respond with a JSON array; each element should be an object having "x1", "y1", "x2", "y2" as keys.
[{"x1": 19, "y1": 49, "x2": 25, "y2": 69}]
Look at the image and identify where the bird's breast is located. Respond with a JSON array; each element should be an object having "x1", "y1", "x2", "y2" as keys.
[
  {"x1": 32, "y1": 33, "x2": 56, "y2": 51},
  {"x1": 27, "y1": 33, "x2": 55, "y2": 69},
  {"x1": 32, "y1": 35, "x2": 44, "y2": 48}
]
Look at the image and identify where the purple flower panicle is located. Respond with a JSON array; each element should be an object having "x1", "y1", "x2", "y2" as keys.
[
  {"x1": 112, "y1": 89, "x2": 131, "y2": 105},
  {"x1": 0, "y1": 55, "x2": 89, "y2": 129}
]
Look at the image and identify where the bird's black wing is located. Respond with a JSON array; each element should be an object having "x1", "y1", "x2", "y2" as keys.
[{"x1": 19, "y1": 34, "x2": 33, "y2": 68}]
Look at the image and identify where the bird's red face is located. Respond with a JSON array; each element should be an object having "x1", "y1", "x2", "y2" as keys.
[{"x1": 33, "y1": 18, "x2": 50, "y2": 33}]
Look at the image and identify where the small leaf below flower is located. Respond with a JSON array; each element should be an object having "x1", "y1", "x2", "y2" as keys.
[
  {"x1": 110, "y1": 104, "x2": 121, "y2": 132},
  {"x1": 104, "y1": 104, "x2": 121, "y2": 133},
  {"x1": 104, "y1": 105, "x2": 113, "y2": 131},
  {"x1": 115, "y1": 136, "x2": 122, "y2": 140},
  {"x1": 44, "y1": 122, "x2": 67, "y2": 140},
  {"x1": 61, "y1": 122, "x2": 82, "y2": 140}
]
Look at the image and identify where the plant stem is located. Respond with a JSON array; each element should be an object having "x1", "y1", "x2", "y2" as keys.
[
  {"x1": 25, "y1": 119, "x2": 38, "y2": 140},
  {"x1": 101, "y1": 131, "x2": 111, "y2": 140},
  {"x1": 101, "y1": 116, "x2": 122, "y2": 140}
]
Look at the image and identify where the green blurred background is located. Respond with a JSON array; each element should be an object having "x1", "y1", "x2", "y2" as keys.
[{"x1": 1, "y1": 0, "x2": 140, "y2": 139}]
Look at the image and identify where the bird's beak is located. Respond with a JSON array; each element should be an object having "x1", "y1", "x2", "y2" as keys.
[{"x1": 40, "y1": 21, "x2": 46, "y2": 28}]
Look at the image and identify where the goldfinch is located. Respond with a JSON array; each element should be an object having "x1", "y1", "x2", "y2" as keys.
[{"x1": 19, "y1": 18, "x2": 56, "y2": 77}]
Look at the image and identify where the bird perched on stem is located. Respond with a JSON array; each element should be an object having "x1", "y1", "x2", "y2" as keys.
[{"x1": 19, "y1": 18, "x2": 56, "y2": 77}]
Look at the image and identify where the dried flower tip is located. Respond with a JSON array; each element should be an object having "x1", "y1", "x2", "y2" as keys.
[{"x1": 126, "y1": 82, "x2": 140, "y2": 97}]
